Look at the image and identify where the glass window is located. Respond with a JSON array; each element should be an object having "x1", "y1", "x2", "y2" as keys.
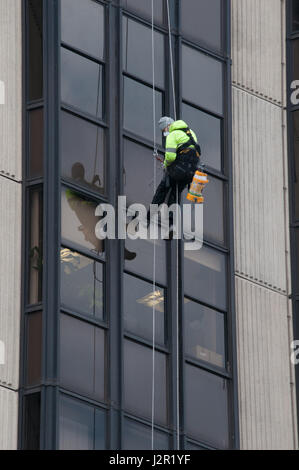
[
  {"x1": 61, "y1": 187, "x2": 105, "y2": 257},
  {"x1": 124, "y1": 340, "x2": 168, "y2": 425},
  {"x1": 293, "y1": 40, "x2": 299, "y2": 81},
  {"x1": 186, "y1": 441, "x2": 207, "y2": 450},
  {"x1": 181, "y1": 0, "x2": 222, "y2": 53},
  {"x1": 184, "y1": 245, "x2": 227, "y2": 310},
  {"x1": 61, "y1": 248, "x2": 104, "y2": 320},
  {"x1": 59, "y1": 395, "x2": 106, "y2": 450},
  {"x1": 182, "y1": 45, "x2": 223, "y2": 115},
  {"x1": 184, "y1": 299, "x2": 225, "y2": 368},
  {"x1": 123, "y1": 419, "x2": 169, "y2": 450},
  {"x1": 185, "y1": 365, "x2": 229, "y2": 448},
  {"x1": 125, "y1": 237, "x2": 166, "y2": 285},
  {"x1": 124, "y1": 138, "x2": 164, "y2": 207},
  {"x1": 293, "y1": 111, "x2": 299, "y2": 220},
  {"x1": 61, "y1": 0, "x2": 105, "y2": 60},
  {"x1": 29, "y1": 189, "x2": 43, "y2": 305},
  {"x1": 29, "y1": 108, "x2": 43, "y2": 177},
  {"x1": 61, "y1": 111, "x2": 105, "y2": 195},
  {"x1": 27, "y1": 0, "x2": 43, "y2": 101},
  {"x1": 121, "y1": 0, "x2": 165, "y2": 25},
  {"x1": 26, "y1": 312, "x2": 42, "y2": 386},
  {"x1": 60, "y1": 314, "x2": 106, "y2": 401},
  {"x1": 182, "y1": 103, "x2": 222, "y2": 172},
  {"x1": 124, "y1": 273, "x2": 165, "y2": 345},
  {"x1": 61, "y1": 47, "x2": 103, "y2": 118},
  {"x1": 123, "y1": 76, "x2": 163, "y2": 144},
  {"x1": 23, "y1": 393, "x2": 41, "y2": 450},
  {"x1": 123, "y1": 17, "x2": 165, "y2": 88},
  {"x1": 293, "y1": 0, "x2": 299, "y2": 32}
]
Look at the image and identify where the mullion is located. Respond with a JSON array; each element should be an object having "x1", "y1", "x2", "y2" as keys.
[
  {"x1": 61, "y1": 42, "x2": 106, "y2": 67},
  {"x1": 61, "y1": 103, "x2": 108, "y2": 129}
]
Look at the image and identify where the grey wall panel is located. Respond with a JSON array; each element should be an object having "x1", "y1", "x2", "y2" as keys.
[
  {"x1": 0, "y1": 387, "x2": 18, "y2": 449},
  {"x1": 0, "y1": 0, "x2": 22, "y2": 181},
  {"x1": 236, "y1": 277, "x2": 295, "y2": 449},
  {"x1": 0, "y1": 178, "x2": 22, "y2": 389},
  {"x1": 231, "y1": 0, "x2": 283, "y2": 104},
  {"x1": 232, "y1": 87, "x2": 287, "y2": 292}
]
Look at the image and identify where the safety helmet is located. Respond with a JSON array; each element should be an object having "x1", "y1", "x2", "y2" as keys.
[{"x1": 158, "y1": 116, "x2": 174, "y2": 131}]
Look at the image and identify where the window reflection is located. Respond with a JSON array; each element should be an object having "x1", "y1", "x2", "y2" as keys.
[
  {"x1": 185, "y1": 365, "x2": 229, "y2": 448},
  {"x1": 121, "y1": 0, "x2": 165, "y2": 25},
  {"x1": 181, "y1": 0, "x2": 222, "y2": 53},
  {"x1": 123, "y1": 17, "x2": 165, "y2": 88},
  {"x1": 184, "y1": 299, "x2": 225, "y2": 368},
  {"x1": 26, "y1": 311, "x2": 42, "y2": 386},
  {"x1": 125, "y1": 237, "x2": 166, "y2": 285},
  {"x1": 61, "y1": 248, "x2": 104, "y2": 319},
  {"x1": 182, "y1": 45, "x2": 223, "y2": 115},
  {"x1": 60, "y1": 314, "x2": 106, "y2": 402},
  {"x1": 23, "y1": 393, "x2": 41, "y2": 450},
  {"x1": 59, "y1": 395, "x2": 106, "y2": 450},
  {"x1": 182, "y1": 103, "x2": 222, "y2": 172},
  {"x1": 184, "y1": 245, "x2": 226, "y2": 310},
  {"x1": 61, "y1": 47, "x2": 103, "y2": 118},
  {"x1": 293, "y1": 0, "x2": 299, "y2": 32},
  {"x1": 124, "y1": 273, "x2": 165, "y2": 345},
  {"x1": 61, "y1": 111, "x2": 105, "y2": 195},
  {"x1": 123, "y1": 419, "x2": 169, "y2": 450},
  {"x1": 293, "y1": 111, "x2": 299, "y2": 220},
  {"x1": 27, "y1": 0, "x2": 43, "y2": 101},
  {"x1": 61, "y1": 187, "x2": 104, "y2": 256},
  {"x1": 29, "y1": 108, "x2": 43, "y2": 177},
  {"x1": 29, "y1": 188, "x2": 43, "y2": 305},
  {"x1": 124, "y1": 76, "x2": 163, "y2": 144},
  {"x1": 124, "y1": 340, "x2": 168, "y2": 425},
  {"x1": 61, "y1": 0, "x2": 105, "y2": 60}
]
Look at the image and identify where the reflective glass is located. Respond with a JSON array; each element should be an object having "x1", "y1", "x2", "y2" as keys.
[
  {"x1": 29, "y1": 108, "x2": 43, "y2": 177},
  {"x1": 61, "y1": 248, "x2": 104, "y2": 319},
  {"x1": 125, "y1": 237, "x2": 166, "y2": 285},
  {"x1": 27, "y1": 0, "x2": 43, "y2": 101},
  {"x1": 182, "y1": 45, "x2": 223, "y2": 115},
  {"x1": 61, "y1": 47, "x2": 103, "y2": 118},
  {"x1": 293, "y1": 40, "x2": 299, "y2": 81},
  {"x1": 26, "y1": 311, "x2": 42, "y2": 386},
  {"x1": 124, "y1": 273, "x2": 165, "y2": 345},
  {"x1": 123, "y1": 419, "x2": 169, "y2": 450},
  {"x1": 61, "y1": 0, "x2": 105, "y2": 59},
  {"x1": 61, "y1": 111, "x2": 105, "y2": 195},
  {"x1": 184, "y1": 299, "x2": 225, "y2": 368},
  {"x1": 29, "y1": 189, "x2": 43, "y2": 305},
  {"x1": 293, "y1": 0, "x2": 299, "y2": 32},
  {"x1": 293, "y1": 111, "x2": 299, "y2": 220},
  {"x1": 23, "y1": 393, "x2": 41, "y2": 450},
  {"x1": 121, "y1": 0, "x2": 165, "y2": 25}
]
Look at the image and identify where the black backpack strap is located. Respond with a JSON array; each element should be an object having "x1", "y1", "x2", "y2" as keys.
[{"x1": 176, "y1": 127, "x2": 201, "y2": 157}]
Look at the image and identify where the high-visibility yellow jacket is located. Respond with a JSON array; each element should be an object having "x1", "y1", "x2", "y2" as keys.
[{"x1": 164, "y1": 120, "x2": 198, "y2": 168}]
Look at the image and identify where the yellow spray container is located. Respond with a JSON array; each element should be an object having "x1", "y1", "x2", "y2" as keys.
[{"x1": 186, "y1": 170, "x2": 209, "y2": 204}]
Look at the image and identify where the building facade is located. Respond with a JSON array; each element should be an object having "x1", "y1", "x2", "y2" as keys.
[{"x1": 0, "y1": 0, "x2": 297, "y2": 450}]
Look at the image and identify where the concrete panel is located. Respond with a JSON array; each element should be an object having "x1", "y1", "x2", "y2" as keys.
[
  {"x1": 236, "y1": 277, "x2": 295, "y2": 450},
  {"x1": 0, "y1": 387, "x2": 18, "y2": 449},
  {"x1": 231, "y1": 0, "x2": 283, "y2": 104},
  {"x1": 0, "y1": 0, "x2": 22, "y2": 181},
  {"x1": 0, "y1": 177, "x2": 22, "y2": 389},
  {"x1": 232, "y1": 87, "x2": 287, "y2": 292}
]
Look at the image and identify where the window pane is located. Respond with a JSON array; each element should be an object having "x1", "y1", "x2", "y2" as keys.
[
  {"x1": 60, "y1": 314, "x2": 105, "y2": 401},
  {"x1": 186, "y1": 441, "x2": 208, "y2": 450},
  {"x1": 121, "y1": 0, "x2": 165, "y2": 25},
  {"x1": 294, "y1": 111, "x2": 299, "y2": 220},
  {"x1": 61, "y1": 0, "x2": 104, "y2": 60},
  {"x1": 293, "y1": 0, "x2": 299, "y2": 32},
  {"x1": 61, "y1": 48, "x2": 103, "y2": 118},
  {"x1": 293, "y1": 40, "x2": 299, "y2": 81},
  {"x1": 26, "y1": 312, "x2": 42, "y2": 386},
  {"x1": 59, "y1": 395, "x2": 93, "y2": 450},
  {"x1": 124, "y1": 76, "x2": 163, "y2": 144},
  {"x1": 29, "y1": 109, "x2": 43, "y2": 177},
  {"x1": 95, "y1": 408, "x2": 106, "y2": 450},
  {"x1": 184, "y1": 299, "x2": 225, "y2": 368},
  {"x1": 184, "y1": 245, "x2": 227, "y2": 310},
  {"x1": 125, "y1": 238, "x2": 166, "y2": 285},
  {"x1": 182, "y1": 103, "x2": 222, "y2": 172},
  {"x1": 29, "y1": 189, "x2": 43, "y2": 305},
  {"x1": 185, "y1": 365, "x2": 229, "y2": 448},
  {"x1": 61, "y1": 111, "x2": 105, "y2": 195},
  {"x1": 123, "y1": 17, "x2": 165, "y2": 88},
  {"x1": 124, "y1": 274, "x2": 165, "y2": 345},
  {"x1": 61, "y1": 188, "x2": 105, "y2": 257},
  {"x1": 23, "y1": 393, "x2": 41, "y2": 450},
  {"x1": 181, "y1": 0, "x2": 222, "y2": 52},
  {"x1": 61, "y1": 248, "x2": 104, "y2": 320},
  {"x1": 27, "y1": 0, "x2": 43, "y2": 101},
  {"x1": 124, "y1": 340, "x2": 167, "y2": 425},
  {"x1": 182, "y1": 45, "x2": 223, "y2": 115},
  {"x1": 124, "y1": 138, "x2": 164, "y2": 207},
  {"x1": 123, "y1": 419, "x2": 169, "y2": 450}
]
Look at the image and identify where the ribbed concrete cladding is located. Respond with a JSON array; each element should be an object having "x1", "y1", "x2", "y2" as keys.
[{"x1": 0, "y1": 388, "x2": 18, "y2": 450}]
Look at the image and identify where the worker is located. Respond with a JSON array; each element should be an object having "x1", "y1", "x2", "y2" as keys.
[{"x1": 147, "y1": 116, "x2": 201, "y2": 225}]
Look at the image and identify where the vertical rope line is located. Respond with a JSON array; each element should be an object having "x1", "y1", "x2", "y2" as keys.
[
  {"x1": 151, "y1": 0, "x2": 157, "y2": 452},
  {"x1": 166, "y1": 0, "x2": 179, "y2": 450}
]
